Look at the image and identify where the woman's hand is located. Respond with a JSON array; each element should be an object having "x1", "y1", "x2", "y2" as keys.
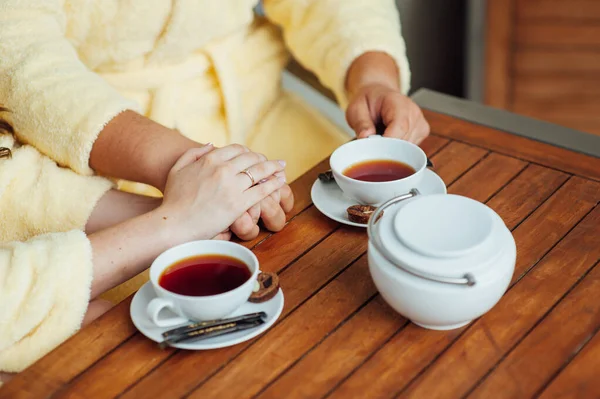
[
  {"x1": 160, "y1": 144, "x2": 286, "y2": 244},
  {"x1": 345, "y1": 52, "x2": 430, "y2": 144}
]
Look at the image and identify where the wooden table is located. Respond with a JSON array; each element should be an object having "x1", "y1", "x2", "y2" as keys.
[{"x1": 3, "y1": 108, "x2": 600, "y2": 399}]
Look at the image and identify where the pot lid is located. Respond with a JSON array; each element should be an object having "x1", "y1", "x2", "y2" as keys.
[
  {"x1": 394, "y1": 195, "x2": 494, "y2": 258},
  {"x1": 375, "y1": 194, "x2": 508, "y2": 279}
]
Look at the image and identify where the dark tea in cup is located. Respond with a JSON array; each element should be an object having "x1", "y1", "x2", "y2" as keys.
[
  {"x1": 159, "y1": 254, "x2": 251, "y2": 296},
  {"x1": 343, "y1": 159, "x2": 415, "y2": 182}
]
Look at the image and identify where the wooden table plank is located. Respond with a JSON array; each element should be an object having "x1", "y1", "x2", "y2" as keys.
[
  {"x1": 398, "y1": 204, "x2": 600, "y2": 399},
  {"x1": 538, "y1": 327, "x2": 600, "y2": 399},
  {"x1": 187, "y1": 254, "x2": 375, "y2": 399},
  {"x1": 429, "y1": 141, "x2": 488, "y2": 185},
  {"x1": 486, "y1": 164, "x2": 569, "y2": 230},
  {"x1": 326, "y1": 176, "x2": 599, "y2": 399},
  {"x1": 447, "y1": 153, "x2": 528, "y2": 202},
  {"x1": 256, "y1": 296, "x2": 406, "y2": 399},
  {"x1": 423, "y1": 110, "x2": 600, "y2": 181},
  {"x1": 508, "y1": 177, "x2": 598, "y2": 282},
  {"x1": 468, "y1": 261, "x2": 600, "y2": 399},
  {"x1": 419, "y1": 135, "x2": 450, "y2": 157}
]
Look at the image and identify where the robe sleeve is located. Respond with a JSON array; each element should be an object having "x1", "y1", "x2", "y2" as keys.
[
  {"x1": 0, "y1": 230, "x2": 94, "y2": 372},
  {"x1": 263, "y1": 0, "x2": 411, "y2": 108},
  {"x1": 0, "y1": 0, "x2": 138, "y2": 175}
]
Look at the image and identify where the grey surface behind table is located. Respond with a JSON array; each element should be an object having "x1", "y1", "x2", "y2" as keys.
[
  {"x1": 413, "y1": 89, "x2": 600, "y2": 158},
  {"x1": 396, "y1": 0, "x2": 466, "y2": 97},
  {"x1": 256, "y1": 0, "x2": 467, "y2": 98}
]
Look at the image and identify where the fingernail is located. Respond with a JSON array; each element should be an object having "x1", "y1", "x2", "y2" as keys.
[
  {"x1": 205, "y1": 142, "x2": 213, "y2": 147},
  {"x1": 278, "y1": 160, "x2": 286, "y2": 167},
  {"x1": 259, "y1": 178, "x2": 268, "y2": 184}
]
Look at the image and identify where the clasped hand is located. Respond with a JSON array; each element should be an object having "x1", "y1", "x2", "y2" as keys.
[{"x1": 160, "y1": 144, "x2": 293, "y2": 244}]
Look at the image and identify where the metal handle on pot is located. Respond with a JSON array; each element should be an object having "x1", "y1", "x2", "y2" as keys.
[{"x1": 367, "y1": 189, "x2": 476, "y2": 287}]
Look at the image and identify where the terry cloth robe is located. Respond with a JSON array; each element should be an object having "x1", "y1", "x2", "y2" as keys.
[
  {"x1": 0, "y1": 0, "x2": 410, "y2": 187},
  {"x1": 0, "y1": 133, "x2": 112, "y2": 373},
  {"x1": 0, "y1": 0, "x2": 410, "y2": 307}
]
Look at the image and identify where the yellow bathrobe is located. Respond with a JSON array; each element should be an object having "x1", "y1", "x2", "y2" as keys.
[
  {"x1": 0, "y1": 133, "x2": 112, "y2": 373},
  {"x1": 0, "y1": 0, "x2": 410, "y2": 372}
]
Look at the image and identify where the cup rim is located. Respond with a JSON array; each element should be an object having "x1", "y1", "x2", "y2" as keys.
[
  {"x1": 150, "y1": 240, "x2": 259, "y2": 301},
  {"x1": 330, "y1": 137, "x2": 427, "y2": 186}
]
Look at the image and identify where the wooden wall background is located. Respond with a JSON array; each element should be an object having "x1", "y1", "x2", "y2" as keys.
[{"x1": 485, "y1": 0, "x2": 600, "y2": 136}]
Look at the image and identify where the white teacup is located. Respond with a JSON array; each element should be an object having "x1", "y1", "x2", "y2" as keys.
[
  {"x1": 330, "y1": 137, "x2": 427, "y2": 205},
  {"x1": 147, "y1": 240, "x2": 259, "y2": 327}
]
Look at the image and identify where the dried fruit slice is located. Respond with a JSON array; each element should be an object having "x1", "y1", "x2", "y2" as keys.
[
  {"x1": 249, "y1": 272, "x2": 280, "y2": 303},
  {"x1": 347, "y1": 204, "x2": 381, "y2": 224}
]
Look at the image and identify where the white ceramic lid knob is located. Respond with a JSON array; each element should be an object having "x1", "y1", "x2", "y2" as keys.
[{"x1": 393, "y1": 195, "x2": 494, "y2": 258}]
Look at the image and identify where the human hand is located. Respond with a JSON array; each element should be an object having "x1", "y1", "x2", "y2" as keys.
[
  {"x1": 346, "y1": 83, "x2": 429, "y2": 144},
  {"x1": 229, "y1": 169, "x2": 294, "y2": 241},
  {"x1": 159, "y1": 144, "x2": 286, "y2": 245}
]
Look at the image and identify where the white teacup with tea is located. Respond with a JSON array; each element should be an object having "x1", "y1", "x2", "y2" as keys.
[
  {"x1": 147, "y1": 240, "x2": 260, "y2": 327},
  {"x1": 329, "y1": 136, "x2": 427, "y2": 205}
]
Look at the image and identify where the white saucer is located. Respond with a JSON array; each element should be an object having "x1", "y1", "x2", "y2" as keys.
[
  {"x1": 130, "y1": 282, "x2": 284, "y2": 350},
  {"x1": 311, "y1": 169, "x2": 447, "y2": 227}
]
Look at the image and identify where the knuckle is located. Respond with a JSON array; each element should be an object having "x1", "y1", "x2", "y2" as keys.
[
  {"x1": 215, "y1": 164, "x2": 231, "y2": 178},
  {"x1": 422, "y1": 120, "x2": 431, "y2": 134},
  {"x1": 250, "y1": 152, "x2": 262, "y2": 164},
  {"x1": 254, "y1": 161, "x2": 272, "y2": 177},
  {"x1": 203, "y1": 152, "x2": 217, "y2": 165},
  {"x1": 238, "y1": 218, "x2": 255, "y2": 235},
  {"x1": 257, "y1": 182, "x2": 273, "y2": 197},
  {"x1": 280, "y1": 184, "x2": 292, "y2": 197},
  {"x1": 345, "y1": 104, "x2": 358, "y2": 120}
]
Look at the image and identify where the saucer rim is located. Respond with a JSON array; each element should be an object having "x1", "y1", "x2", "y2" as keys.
[
  {"x1": 311, "y1": 168, "x2": 447, "y2": 228},
  {"x1": 130, "y1": 282, "x2": 284, "y2": 350}
]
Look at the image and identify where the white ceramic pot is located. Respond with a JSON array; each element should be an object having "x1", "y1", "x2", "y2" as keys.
[{"x1": 367, "y1": 190, "x2": 516, "y2": 330}]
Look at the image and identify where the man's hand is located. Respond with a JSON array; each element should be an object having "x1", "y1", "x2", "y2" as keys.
[
  {"x1": 230, "y1": 184, "x2": 294, "y2": 241},
  {"x1": 346, "y1": 83, "x2": 429, "y2": 143},
  {"x1": 229, "y1": 153, "x2": 294, "y2": 241},
  {"x1": 344, "y1": 52, "x2": 430, "y2": 144}
]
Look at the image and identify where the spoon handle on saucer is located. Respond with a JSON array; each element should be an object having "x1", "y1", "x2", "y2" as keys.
[
  {"x1": 159, "y1": 319, "x2": 265, "y2": 349},
  {"x1": 161, "y1": 311, "x2": 267, "y2": 339}
]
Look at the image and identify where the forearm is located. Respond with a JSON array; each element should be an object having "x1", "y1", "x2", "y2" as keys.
[
  {"x1": 345, "y1": 52, "x2": 401, "y2": 97},
  {"x1": 89, "y1": 208, "x2": 175, "y2": 298},
  {"x1": 85, "y1": 189, "x2": 162, "y2": 234},
  {"x1": 90, "y1": 111, "x2": 201, "y2": 191}
]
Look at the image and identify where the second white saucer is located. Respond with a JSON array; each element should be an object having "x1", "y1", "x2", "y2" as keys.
[{"x1": 311, "y1": 168, "x2": 447, "y2": 228}]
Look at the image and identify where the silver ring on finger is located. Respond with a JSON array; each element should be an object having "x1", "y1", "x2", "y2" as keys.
[{"x1": 241, "y1": 168, "x2": 255, "y2": 186}]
